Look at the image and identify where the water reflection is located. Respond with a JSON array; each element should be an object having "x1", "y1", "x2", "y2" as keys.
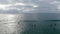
[
  {"x1": 0, "y1": 14, "x2": 60, "y2": 34},
  {"x1": 0, "y1": 14, "x2": 22, "y2": 34}
]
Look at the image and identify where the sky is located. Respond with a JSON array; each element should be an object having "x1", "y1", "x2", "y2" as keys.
[
  {"x1": 0, "y1": 0, "x2": 60, "y2": 20},
  {"x1": 0, "y1": 0, "x2": 60, "y2": 13}
]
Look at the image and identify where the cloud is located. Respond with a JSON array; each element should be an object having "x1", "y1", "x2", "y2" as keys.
[{"x1": 0, "y1": 0, "x2": 59, "y2": 13}]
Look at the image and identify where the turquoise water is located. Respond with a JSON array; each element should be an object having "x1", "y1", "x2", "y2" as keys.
[
  {"x1": 1, "y1": 20, "x2": 59, "y2": 34},
  {"x1": 19, "y1": 20, "x2": 60, "y2": 34}
]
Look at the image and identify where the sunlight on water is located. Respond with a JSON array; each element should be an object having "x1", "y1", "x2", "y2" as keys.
[
  {"x1": 0, "y1": 14, "x2": 25, "y2": 34},
  {"x1": 0, "y1": 14, "x2": 60, "y2": 34}
]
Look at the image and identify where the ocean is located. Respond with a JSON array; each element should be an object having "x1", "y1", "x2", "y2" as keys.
[
  {"x1": 19, "y1": 20, "x2": 60, "y2": 34},
  {"x1": 0, "y1": 14, "x2": 60, "y2": 34}
]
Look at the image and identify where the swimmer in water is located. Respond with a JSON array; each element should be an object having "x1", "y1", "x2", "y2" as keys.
[
  {"x1": 54, "y1": 24, "x2": 56, "y2": 26},
  {"x1": 50, "y1": 24, "x2": 52, "y2": 27}
]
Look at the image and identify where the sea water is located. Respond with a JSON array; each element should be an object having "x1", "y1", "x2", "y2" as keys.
[{"x1": 0, "y1": 14, "x2": 60, "y2": 34}]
